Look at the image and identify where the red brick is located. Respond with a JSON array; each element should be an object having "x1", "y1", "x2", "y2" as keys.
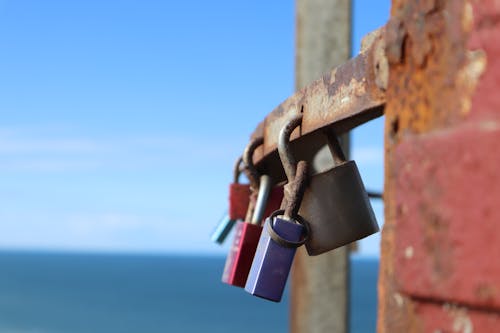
[
  {"x1": 465, "y1": 0, "x2": 500, "y2": 124},
  {"x1": 415, "y1": 301, "x2": 500, "y2": 333},
  {"x1": 393, "y1": 122, "x2": 500, "y2": 310}
]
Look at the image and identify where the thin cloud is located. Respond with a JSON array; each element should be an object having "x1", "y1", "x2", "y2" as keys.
[
  {"x1": 0, "y1": 211, "x2": 217, "y2": 253},
  {"x1": 0, "y1": 127, "x2": 243, "y2": 172},
  {"x1": 0, "y1": 158, "x2": 102, "y2": 172},
  {"x1": 0, "y1": 138, "x2": 103, "y2": 153},
  {"x1": 68, "y1": 213, "x2": 147, "y2": 234}
]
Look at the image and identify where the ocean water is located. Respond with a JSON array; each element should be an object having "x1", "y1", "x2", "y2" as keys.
[{"x1": 0, "y1": 252, "x2": 378, "y2": 333}]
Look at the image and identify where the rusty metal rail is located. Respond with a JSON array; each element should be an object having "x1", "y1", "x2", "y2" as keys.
[{"x1": 250, "y1": 28, "x2": 388, "y2": 175}]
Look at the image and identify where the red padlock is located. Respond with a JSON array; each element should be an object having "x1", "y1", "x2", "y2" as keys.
[
  {"x1": 264, "y1": 185, "x2": 284, "y2": 218},
  {"x1": 222, "y1": 137, "x2": 274, "y2": 287},
  {"x1": 228, "y1": 157, "x2": 251, "y2": 221},
  {"x1": 222, "y1": 174, "x2": 272, "y2": 287}
]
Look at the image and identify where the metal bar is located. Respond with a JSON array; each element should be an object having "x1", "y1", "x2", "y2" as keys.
[
  {"x1": 367, "y1": 191, "x2": 384, "y2": 200},
  {"x1": 250, "y1": 27, "x2": 387, "y2": 165},
  {"x1": 239, "y1": 10, "x2": 388, "y2": 333}
]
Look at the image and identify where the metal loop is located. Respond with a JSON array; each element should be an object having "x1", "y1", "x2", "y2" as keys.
[
  {"x1": 324, "y1": 129, "x2": 346, "y2": 166},
  {"x1": 278, "y1": 114, "x2": 302, "y2": 181},
  {"x1": 232, "y1": 156, "x2": 244, "y2": 184},
  {"x1": 266, "y1": 210, "x2": 310, "y2": 249},
  {"x1": 283, "y1": 160, "x2": 309, "y2": 219},
  {"x1": 250, "y1": 175, "x2": 272, "y2": 225},
  {"x1": 277, "y1": 115, "x2": 310, "y2": 221},
  {"x1": 243, "y1": 137, "x2": 264, "y2": 190}
]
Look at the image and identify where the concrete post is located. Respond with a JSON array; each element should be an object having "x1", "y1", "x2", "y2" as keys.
[{"x1": 292, "y1": 1, "x2": 351, "y2": 332}]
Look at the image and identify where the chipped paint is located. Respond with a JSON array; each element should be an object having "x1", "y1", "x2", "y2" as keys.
[
  {"x1": 449, "y1": 306, "x2": 474, "y2": 333},
  {"x1": 394, "y1": 292, "x2": 405, "y2": 307},
  {"x1": 404, "y1": 246, "x2": 414, "y2": 259},
  {"x1": 457, "y1": 50, "x2": 487, "y2": 115}
]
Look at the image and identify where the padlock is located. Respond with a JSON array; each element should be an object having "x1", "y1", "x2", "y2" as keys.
[
  {"x1": 226, "y1": 155, "x2": 284, "y2": 222},
  {"x1": 286, "y1": 115, "x2": 379, "y2": 255},
  {"x1": 221, "y1": 137, "x2": 273, "y2": 287},
  {"x1": 228, "y1": 156, "x2": 251, "y2": 221},
  {"x1": 211, "y1": 157, "x2": 249, "y2": 244},
  {"x1": 245, "y1": 211, "x2": 307, "y2": 302},
  {"x1": 221, "y1": 174, "x2": 272, "y2": 287},
  {"x1": 222, "y1": 178, "x2": 283, "y2": 246},
  {"x1": 210, "y1": 212, "x2": 235, "y2": 245},
  {"x1": 263, "y1": 185, "x2": 284, "y2": 218},
  {"x1": 233, "y1": 138, "x2": 285, "y2": 219},
  {"x1": 245, "y1": 146, "x2": 310, "y2": 302}
]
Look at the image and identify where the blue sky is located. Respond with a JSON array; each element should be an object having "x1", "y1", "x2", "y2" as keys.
[{"x1": 0, "y1": 0, "x2": 390, "y2": 255}]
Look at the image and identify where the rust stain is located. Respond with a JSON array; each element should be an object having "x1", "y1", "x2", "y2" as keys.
[
  {"x1": 384, "y1": 0, "x2": 487, "y2": 141},
  {"x1": 250, "y1": 28, "x2": 387, "y2": 166},
  {"x1": 380, "y1": 0, "x2": 491, "y2": 331}
]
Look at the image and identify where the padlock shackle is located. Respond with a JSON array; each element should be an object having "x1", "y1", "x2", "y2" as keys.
[
  {"x1": 243, "y1": 137, "x2": 264, "y2": 191},
  {"x1": 232, "y1": 156, "x2": 244, "y2": 184},
  {"x1": 277, "y1": 115, "x2": 310, "y2": 222},
  {"x1": 278, "y1": 114, "x2": 302, "y2": 181},
  {"x1": 283, "y1": 160, "x2": 309, "y2": 220},
  {"x1": 251, "y1": 175, "x2": 272, "y2": 225},
  {"x1": 324, "y1": 129, "x2": 346, "y2": 165}
]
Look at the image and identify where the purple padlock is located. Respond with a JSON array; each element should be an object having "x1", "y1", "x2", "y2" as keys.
[
  {"x1": 244, "y1": 213, "x2": 305, "y2": 302},
  {"x1": 245, "y1": 114, "x2": 310, "y2": 302}
]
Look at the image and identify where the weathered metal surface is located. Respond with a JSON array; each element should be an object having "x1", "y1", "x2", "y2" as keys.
[
  {"x1": 300, "y1": 159, "x2": 379, "y2": 256},
  {"x1": 283, "y1": 161, "x2": 309, "y2": 224},
  {"x1": 278, "y1": 114, "x2": 304, "y2": 182},
  {"x1": 250, "y1": 27, "x2": 387, "y2": 166},
  {"x1": 242, "y1": 137, "x2": 263, "y2": 193}
]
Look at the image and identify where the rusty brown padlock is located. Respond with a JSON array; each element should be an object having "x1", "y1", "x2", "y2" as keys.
[{"x1": 280, "y1": 115, "x2": 379, "y2": 256}]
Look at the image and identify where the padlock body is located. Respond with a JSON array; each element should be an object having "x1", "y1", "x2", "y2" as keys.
[
  {"x1": 299, "y1": 160, "x2": 379, "y2": 255},
  {"x1": 221, "y1": 221, "x2": 262, "y2": 287},
  {"x1": 245, "y1": 217, "x2": 303, "y2": 302},
  {"x1": 228, "y1": 184, "x2": 283, "y2": 224},
  {"x1": 210, "y1": 214, "x2": 236, "y2": 244},
  {"x1": 228, "y1": 183, "x2": 251, "y2": 221},
  {"x1": 263, "y1": 186, "x2": 284, "y2": 218}
]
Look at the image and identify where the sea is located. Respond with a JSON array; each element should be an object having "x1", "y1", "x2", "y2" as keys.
[{"x1": 0, "y1": 252, "x2": 378, "y2": 333}]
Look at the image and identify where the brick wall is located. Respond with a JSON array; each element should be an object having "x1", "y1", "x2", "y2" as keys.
[{"x1": 379, "y1": 0, "x2": 500, "y2": 331}]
